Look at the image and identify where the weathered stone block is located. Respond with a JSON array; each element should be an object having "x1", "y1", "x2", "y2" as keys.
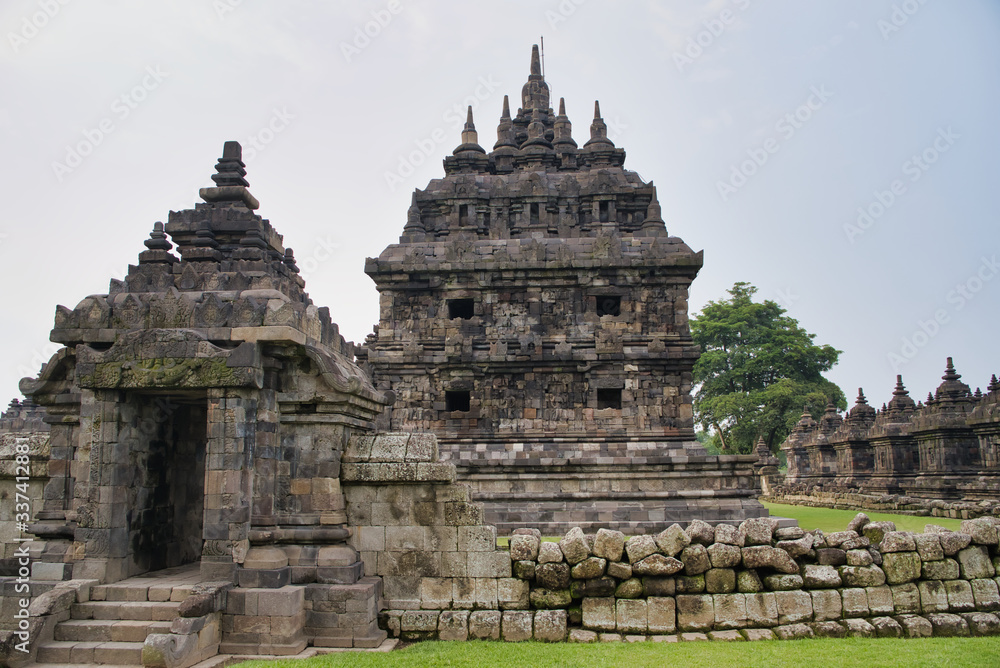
[
  {"x1": 438, "y1": 610, "x2": 469, "y2": 641},
  {"x1": 742, "y1": 546, "x2": 798, "y2": 574},
  {"x1": 625, "y1": 535, "x2": 658, "y2": 564},
  {"x1": 706, "y1": 568, "x2": 736, "y2": 594},
  {"x1": 843, "y1": 617, "x2": 875, "y2": 637},
  {"x1": 616, "y1": 599, "x2": 647, "y2": 634},
  {"x1": 762, "y1": 574, "x2": 803, "y2": 591},
  {"x1": 740, "y1": 518, "x2": 773, "y2": 546},
  {"x1": 512, "y1": 560, "x2": 535, "y2": 580},
  {"x1": 775, "y1": 590, "x2": 812, "y2": 624},
  {"x1": 581, "y1": 597, "x2": 616, "y2": 632},
  {"x1": 811, "y1": 589, "x2": 842, "y2": 621},
  {"x1": 961, "y1": 518, "x2": 999, "y2": 545},
  {"x1": 862, "y1": 521, "x2": 896, "y2": 544},
  {"x1": 680, "y1": 544, "x2": 711, "y2": 575},
  {"x1": 737, "y1": 569, "x2": 763, "y2": 593},
  {"x1": 655, "y1": 524, "x2": 690, "y2": 557},
  {"x1": 880, "y1": 532, "x2": 916, "y2": 553},
  {"x1": 816, "y1": 548, "x2": 847, "y2": 566},
  {"x1": 922, "y1": 558, "x2": 960, "y2": 580},
  {"x1": 802, "y1": 564, "x2": 841, "y2": 589},
  {"x1": 773, "y1": 623, "x2": 813, "y2": 640},
  {"x1": 746, "y1": 592, "x2": 778, "y2": 627},
  {"x1": 497, "y1": 578, "x2": 528, "y2": 610},
  {"x1": 926, "y1": 612, "x2": 970, "y2": 637},
  {"x1": 641, "y1": 577, "x2": 675, "y2": 597},
  {"x1": 870, "y1": 616, "x2": 903, "y2": 638},
  {"x1": 592, "y1": 529, "x2": 625, "y2": 562},
  {"x1": 568, "y1": 628, "x2": 597, "y2": 643},
  {"x1": 776, "y1": 537, "x2": 813, "y2": 559},
  {"x1": 708, "y1": 543, "x2": 742, "y2": 569},
  {"x1": 615, "y1": 578, "x2": 643, "y2": 599},
  {"x1": 529, "y1": 588, "x2": 572, "y2": 609},
  {"x1": 633, "y1": 554, "x2": 683, "y2": 577},
  {"x1": 841, "y1": 588, "x2": 868, "y2": 618},
  {"x1": 961, "y1": 611, "x2": 1000, "y2": 636},
  {"x1": 714, "y1": 524, "x2": 745, "y2": 547},
  {"x1": 559, "y1": 527, "x2": 591, "y2": 565},
  {"x1": 810, "y1": 621, "x2": 846, "y2": 638},
  {"x1": 401, "y1": 610, "x2": 439, "y2": 633},
  {"x1": 713, "y1": 593, "x2": 746, "y2": 630},
  {"x1": 675, "y1": 574, "x2": 706, "y2": 594},
  {"x1": 839, "y1": 565, "x2": 886, "y2": 587},
  {"x1": 532, "y1": 609, "x2": 567, "y2": 642},
  {"x1": 958, "y1": 546, "x2": 995, "y2": 580},
  {"x1": 571, "y1": 557, "x2": 607, "y2": 579},
  {"x1": 570, "y1": 577, "x2": 617, "y2": 598},
  {"x1": 939, "y1": 532, "x2": 972, "y2": 556},
  {"x1": 606, "y1": 561, "x2": 632, "y2": 580},
  {"x1": 501, "y1": 610, "x2": 533, "y2": 641},
  {"x1": 971, "y1": 578, "x2": 1000, "y2": 611},
  {"x1": 914, "y1": 533, "x2": 944, "y2": 562},
  {"x1": 468, "y1": 551, "x2": 511, "y2": 578},
  {"x1": 509, "y1": 535, "x2": 540, "y2": 562},
  {"x1": 919, "y1": 580, "x2": 949, "y2": 613},
  {"x1": 895, "y1": 614, "x2": 932, "y2": 638},
  {"x1": 647, "y1": 597, "x2": 676, "y2": 634},
  {"x1": 882, "y1": 552, "x2": 921, "y2": 585},
  {"x1": 538, "y1": 541, "x2": 563, "y2": 564},
  {"x1": 468, "y1": 610, "x2": 501, "y2": 640},
  {"x1": 866, "y1": 585, "x2": 894, "y2": 615},
  {"x1": 845, "y1": 549, "x2": 873, "y2": 567},
  {"x1": 676, "y1": 595, "x2": 714, "y2": 632},
  {"x1": 685, "y1": 519, "x2": 715, "y2": 545},
  {"x1": 945, "y1": 580, "x2": 975, "y2": 612},
  {"x1": 741, "y1": 628, "x2": 776, "y2": 641}
]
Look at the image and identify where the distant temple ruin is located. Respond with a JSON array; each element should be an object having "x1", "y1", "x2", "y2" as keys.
[{"x1": 778, "y1": 358, "x2": 1000, "y2": 504}]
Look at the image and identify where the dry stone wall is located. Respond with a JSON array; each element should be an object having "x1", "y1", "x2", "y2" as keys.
[{"x1": 377, "y1": 512, "x2": 1000, "y2": 642}]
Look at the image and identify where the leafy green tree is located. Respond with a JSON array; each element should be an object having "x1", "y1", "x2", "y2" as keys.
[{"x1": 691, "y1": 282, "x2": 846, "y2": 454}]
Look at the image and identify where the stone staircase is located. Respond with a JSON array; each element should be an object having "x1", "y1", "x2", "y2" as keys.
[{"x1": 34, "y1": 564, "x2": 205, "y2": 666}]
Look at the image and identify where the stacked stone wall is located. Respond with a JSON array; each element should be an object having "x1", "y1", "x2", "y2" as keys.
[{"x1": 376, "y1": 512, "x2": 1000, "y2": 642}]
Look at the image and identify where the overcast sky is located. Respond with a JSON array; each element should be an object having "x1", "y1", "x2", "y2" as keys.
[{"x1": 1, "y1": 1, "x2": 998, "y2": 412}]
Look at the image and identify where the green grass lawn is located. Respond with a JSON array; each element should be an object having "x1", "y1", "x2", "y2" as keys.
[
  {"x1": 496, "y1": 504, "x2": 963, "y2": 547},
  {"x1": 236, "y1": 637, "x2": 1000, "y2": 668},
  {"x1": 762, "y1": 502, "x2": 964, "y2": 534}
]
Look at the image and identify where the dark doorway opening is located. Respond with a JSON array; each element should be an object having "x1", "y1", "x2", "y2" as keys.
[{"x1": 129, "y1": 394, "x2": 206, "y2": 574}]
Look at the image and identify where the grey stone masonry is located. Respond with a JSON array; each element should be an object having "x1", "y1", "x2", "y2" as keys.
[
  {"x1": 377, "y1": 512, "x2": 1000, "y2": 643},
  {"x1": 361, "y1": 44, "x2": 765, "y2": 532},
  {"x1": 779, "y1": 362, "x2": 1000, "y2": 504}
]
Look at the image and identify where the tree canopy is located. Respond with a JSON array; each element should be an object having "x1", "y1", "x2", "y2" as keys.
[{"x1": 691, "y1": 282, "x2": 846, "y2": 454}]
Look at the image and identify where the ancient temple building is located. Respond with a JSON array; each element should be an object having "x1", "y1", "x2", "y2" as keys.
[
  {"x1": 362, "y1": 45, "x2": 765, "y2": 533},
  {"x1": 780, "y1": 358, "x2": 1000, "y2": 501}
]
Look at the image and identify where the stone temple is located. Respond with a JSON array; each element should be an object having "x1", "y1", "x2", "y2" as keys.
[
  {"x1": 0, "y1": 45, "x2": 780, "y2": 663},
  {"x1": 362, "y1": 45, "x2": 765, "y2": 534}
]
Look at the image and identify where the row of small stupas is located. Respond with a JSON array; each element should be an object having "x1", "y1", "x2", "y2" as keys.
[{"x1": 780, "y1": 358, "x2": 1000, "y2": 500}]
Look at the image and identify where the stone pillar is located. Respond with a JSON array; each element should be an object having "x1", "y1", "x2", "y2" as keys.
[{"x1": 201, "y1": 388, "x2": 254, "y2": 582}]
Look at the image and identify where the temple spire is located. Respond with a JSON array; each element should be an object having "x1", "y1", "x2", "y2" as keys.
[
  {"x1": 530, "y1": 43, "x2": 542, "y2": 76},
  {"x1": 520, "y1": 43, "x2": 550, "y2": 111},
  {"x1": 453, "y1": 106, "x2": 485, "y2": 155},
  {"x1": 199, "y1": 141, "x2": 260, "y2": 210},
  {"x1": 641, "y1": 187, "x2": 667, "y2": 237},
  {"x1": 584, "y1": 100, "x2": 614, "y2": 148}
]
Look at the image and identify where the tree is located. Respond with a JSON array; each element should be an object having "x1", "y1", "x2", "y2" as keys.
[{"x1": 691, "y1": 282, "x2": 846, "y2": 455}]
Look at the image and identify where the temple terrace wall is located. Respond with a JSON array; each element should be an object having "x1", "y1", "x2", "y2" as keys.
[{"x1": 382, "y1": 513, "x2": 1000, "y2": 642}]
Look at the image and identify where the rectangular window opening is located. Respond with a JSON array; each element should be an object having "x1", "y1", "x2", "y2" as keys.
[
  {"x1": 530, "y1": 202, "x2": 540, "y2": 225},
  {"x1": 596, "y1": 296, "x2": 621, "y2": 317},
  {"x1": 447, "y1": 298, "x2": 475, "y2": 319},
  {"x1": 599, "y1": 200, "x2": 610, "y2": 223},
  {"x1": 459, "y1": 204, "x2": 469, "y2": 226},
  {"x1": 597, "y1": 388, "x2": 622, "y2": 410},
  {"x1": 446, "y1": 390, "x2": 471, "y2": 412}
]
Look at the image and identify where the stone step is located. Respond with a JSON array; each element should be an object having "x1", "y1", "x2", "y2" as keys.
[
  {"x1": 91, "y1": 583, "x2": 195, "y2": 603},
  {"x1": 71, "y1": 600, "x2": 181, "y2": 622},
  {"x1": 35, "y1": 640, "x2": 143, "y2": 665},
  {"x1": 54, "y1": 618, "x2": 171, "y2": 643}
]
